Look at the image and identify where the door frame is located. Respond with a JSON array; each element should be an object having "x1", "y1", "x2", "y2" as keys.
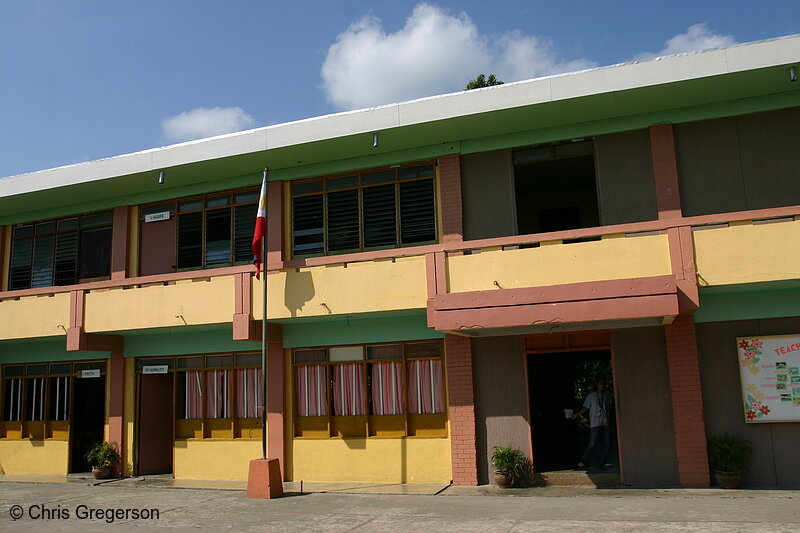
[
  {"x1": 135, "y1": 369, "x2": 175, "y2": 476},
  {"x1": 522, "y1": 330, "x2": 624, "y2": 481}
]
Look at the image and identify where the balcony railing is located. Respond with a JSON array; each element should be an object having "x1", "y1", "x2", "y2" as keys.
[{"x1": 1, "y1": 204, "x2": 798, "y2": 342}]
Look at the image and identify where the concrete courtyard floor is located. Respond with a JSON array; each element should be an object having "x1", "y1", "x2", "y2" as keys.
[{"x1": 1, "y1": 478, "x2": 799, "y2": 532}]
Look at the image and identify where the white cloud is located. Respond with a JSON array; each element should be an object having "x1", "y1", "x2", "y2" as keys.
[
  {"x1": 635, "y1": 23, "x2": 735, "y2": 60},
  {"x1": 320, "y1": 3, "x2": 595, "y2": 110},
  {"x1": 162, "y1": 107, "x2": 255, "y2": 142}
]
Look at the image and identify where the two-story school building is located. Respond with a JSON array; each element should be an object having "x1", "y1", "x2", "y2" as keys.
[{"x1": 1, "y1": 35, "x2": 799, "y2": 488}]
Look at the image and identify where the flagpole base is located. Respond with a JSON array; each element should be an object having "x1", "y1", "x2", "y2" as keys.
[{"x1": 246, "y1": 458, "x2": 284, "y2": 499}]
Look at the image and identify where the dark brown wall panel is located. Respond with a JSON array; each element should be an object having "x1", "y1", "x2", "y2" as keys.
[
  {"x1": 613, "y1": 327, "x2": 679, "y2": 486},
  {"x1": 737, "y1": 107, "x2": 800, "y2": 210},
  {"x1": 697, "y1": 317, "x2": 800, "y2": 487},
  {"x1": 473, "y1": 336, "x2": 530, "y2": 484},
  {"x1": 139, "y1": 218, "x2": 176, "y2": 276},
  {"x1": 461, "y1": 150, "x2": 517, "y2": 240},
  {"x1": 675, "y1": 107, "x2": 800, "y2": 216},
  {"x1": 594, "y1": 129, "x2": 658, "y2": 225}
]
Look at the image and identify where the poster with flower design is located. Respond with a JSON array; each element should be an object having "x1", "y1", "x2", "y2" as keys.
[{"x1": 737, "y1": 334, "x2": 800, "y2": 423}]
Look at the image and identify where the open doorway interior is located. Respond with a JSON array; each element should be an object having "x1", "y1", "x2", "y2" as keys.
[
  {"x1": 69, "y1": 373, "x2": 106, "y2": 473},
  {"x1": 514, "y1": 140, "x2": 600, "y2": 235},
  {"x1": 527, "y1": 349, "x2": 618, "y2": 472}
]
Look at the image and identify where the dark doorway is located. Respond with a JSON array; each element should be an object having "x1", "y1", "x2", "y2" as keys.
[
  {"x1": 527, "y1": 350, "x2": 617, "y2": 472},
  {"x1": 69, "y1": 375, "x2": 106, "y2": 473},
  {"x1": 138, "y1": 373, "x2": 174, "y2": 475},
  {"x1": 514, "y1": 140, "x2": 600, "y2": 235}
]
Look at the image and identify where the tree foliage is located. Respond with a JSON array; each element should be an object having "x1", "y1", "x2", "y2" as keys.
[{"x1": 465, "y1": 74, "x2": 504, "y2": 90}]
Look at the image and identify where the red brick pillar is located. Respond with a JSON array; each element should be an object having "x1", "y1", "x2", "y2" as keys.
[
  {"x1": 445, "y1": 334, "x2": 478, "y2": 485},
  {"x1": 438, "y1": 154, "x2": 463, "y2": 243},
  {"x1": 649, "y1": 124, "x2": 683, "y2": 220},
  {"x1": 664, "y1": 316, "x2": 710, "y2": 486}
]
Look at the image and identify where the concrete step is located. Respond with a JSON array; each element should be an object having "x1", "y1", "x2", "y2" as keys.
[{"x1": 533, "y1": 469, "x2": 621, "y2": 487}]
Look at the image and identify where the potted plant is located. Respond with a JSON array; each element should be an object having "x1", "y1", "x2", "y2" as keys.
[
  {"x1": 85, "y1": 441, "x2": 120, "y2": 479},
  {"x1": 707, "y1": 432, "x2": 752, "y2": 489},
  {"x1": 491, "y1": 445, "x2": 529, "y2": 488}
]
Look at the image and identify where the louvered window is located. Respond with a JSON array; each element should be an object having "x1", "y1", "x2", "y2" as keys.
[
  {"x1": 291, "y1": 163, "x2": 437, "y2": 257},
  {"x1": 8, "y1": 212, "x2": 112, "y2": 290},
  {"x1": 170, "y1": 188, "x2": 258, "y2": 271}
]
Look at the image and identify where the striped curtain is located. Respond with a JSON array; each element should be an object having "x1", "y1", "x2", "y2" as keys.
[
  {"x1": 407, "y1": 359, "x2": 445, "y2": 414},
  {"x1": 235, "y1": 368, "x2": 262, "y2": 419},
  {"x1": 184, "y1": 371, "x2": 202, "y2": 419},
  {"x1": 4, "y1": 378, "x2": 22, "y2": 421},
  {"x1": 295, "y1": 365, "x2": 328, "y2": 417},
  {"x1": 26, "y1": 377, "x2": 45, "y2": 421},
  {"x1": 205, "y1": 369, "x2": 231, "y2": 419},
  {"x1": 333, "y1": 363, "x2": 365, "y2": 416},
  {"x1": 371, "y1": 361, "x2": 404, "y2": 415},
  {"x1": 50, "y1": 376, "x2": 70, "y2": 421}
]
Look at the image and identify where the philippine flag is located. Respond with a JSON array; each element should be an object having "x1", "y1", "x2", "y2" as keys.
[{"x1": 251, "y1": 170, "x2": 267, "y2": 279}]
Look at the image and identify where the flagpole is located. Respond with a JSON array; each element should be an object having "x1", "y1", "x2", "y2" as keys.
[{"x1": 261, "y1": 168, "x2": 269, "y2": 460}]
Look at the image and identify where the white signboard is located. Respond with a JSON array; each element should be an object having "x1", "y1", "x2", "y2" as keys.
[
  {"x1": 81, "y1": 369, "x2": 100, "y2": 378},
  {"x1": 142, "y1": 365, "x2": 169, "y2": 375},
  {"x1": 737, "y1": 334, "x2": 800, "y2": 423},
  {"x1": 144, "y1": 211, "x2": 170, "y2": 223}
]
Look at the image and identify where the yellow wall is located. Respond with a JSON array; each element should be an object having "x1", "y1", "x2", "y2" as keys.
[
  {"x1": 291, "y1": 438, "x2": 452, "y2": 483},
  {"x1": 84, "y1": 276, "x2": 235, "y2": 332},
  {"x1": 0, "y1": 440, "x2": 69, "y2": 475},
  {"x1": 173, "y1": 440, "x2": 264, "y2": 480},
  {"x1": 447, "y1": 235, "x2": 672, "y2": 293},
  {"x1": 0, "y1": 292, "x2": 70, "y2": 341},
  {"x1": 123, "y1": 358, "x2": 135, "y2": 476},
  {"x1": 254, "y1": 256, "x2": 428, "y2": 320},
  {"x1": 694, "y1": 219, "x2": 800, "y2": 286}
]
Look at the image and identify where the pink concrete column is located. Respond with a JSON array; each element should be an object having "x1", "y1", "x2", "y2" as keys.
[
  {"x1": 267, "y1": 340, "x2": 285, "y2": 478},
  {"x1": 266, "y1": 180, "x2": 283, "y2": 268},
  {"x1": 108, "y1": 351, "x2": 125, "y2": 477},
  {"x1": 111, "y1": 206, "x2": 130, "y2": 280}
]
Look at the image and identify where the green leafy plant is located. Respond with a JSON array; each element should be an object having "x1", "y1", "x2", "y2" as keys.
[
  {"x1": 491, "y1": 445, "x2": 529, "y2": 484},
  {"x1": 707, "y1": 432, "x2": 752, "y2": 473},
  {"x1": 85, "y1": 441, "x2": 120, "y2": 468}
]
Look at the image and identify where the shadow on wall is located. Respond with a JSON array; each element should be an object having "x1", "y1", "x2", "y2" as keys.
[{"x1": 283, "y1": 271, "x2": 315, "y2": 318}]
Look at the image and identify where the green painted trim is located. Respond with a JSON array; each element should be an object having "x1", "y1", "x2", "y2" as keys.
[
  {"x1": 0, "y1": 144, "x2": 459, "y2": 225},
  {"x1": 0, "y1": 339, "x2": 108, "y2": 363},
  {"x1": 698, "y1": 279, "x2": 800, "y2": 295},
  {"x1": 461, "y1": 92, "x2": 800, "y2": 155},
  {"x1": 124, "y1": 328, "x2": 259, "y2": 357},
  {"x1": 695, "y1": 286, "x2": 800, "y2": 323},
  {"x1": 270, "y1": 143, "x2": 459, "y2": 181},
  {"x1": 280, "y1": 310, "x2": 443, "y2": 348}
]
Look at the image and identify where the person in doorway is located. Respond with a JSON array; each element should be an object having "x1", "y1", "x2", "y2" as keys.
[{"x1": 571, "y1": 378, "x2": 611, "y2": 469}]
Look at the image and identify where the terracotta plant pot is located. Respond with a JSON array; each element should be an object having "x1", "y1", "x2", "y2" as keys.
[
  {"x1": 494, "y1": 471, "x2": 514, "y2": 488},
  {"x1": 92, "y1": 465, "x2": 113, "y2": 479},
  {"x1": 714, "y1": 470, "x2": 741, "y2": 489}
]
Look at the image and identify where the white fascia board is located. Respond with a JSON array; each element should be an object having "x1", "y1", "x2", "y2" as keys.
[{"x1": 1, "y1": 34, "x2": 798, "y2": 199}]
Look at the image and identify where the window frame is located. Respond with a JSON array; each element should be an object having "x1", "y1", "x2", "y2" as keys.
[
  {"x1": 0, "y1": 360, "x2": 105, "y2": 440},
  {"x1": 291, "y1": 340, "x2": 447, "y2": 439},
  {"x1": 290, "y1": 162, "x2": 439, "y2": 258},
  {"x1": 138, "y1": 187, "x2": 259, "y2": 272},
  {"x1": 136, "y1": 351, "x2": 263, "y2": 440},
  {"x1": 8, "y1": 211, "x2": 114, "y2": 290}
]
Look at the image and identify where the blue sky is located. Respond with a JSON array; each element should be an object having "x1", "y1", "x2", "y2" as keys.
[{"x1": 1, "y1": 1, "x2": 798, "y2": 178}]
